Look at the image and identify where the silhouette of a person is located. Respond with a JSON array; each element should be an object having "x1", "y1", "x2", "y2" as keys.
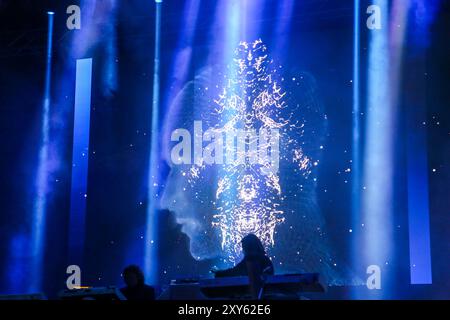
[
  {"x1": 213, "y1": 234, "x2": 274, "y2": 299},
  {"x1": 120, "y1": 265, "x2": 155, "y2": 300},
  {"x1": 213, "y1": 234, "x2": 274, "y2": 278}
]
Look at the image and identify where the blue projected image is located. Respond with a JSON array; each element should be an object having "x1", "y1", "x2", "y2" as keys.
[{"x1": 161, "y1": 39, "x2": 358, "y2": 285}]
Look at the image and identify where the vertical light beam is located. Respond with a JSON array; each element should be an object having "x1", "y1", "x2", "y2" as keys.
[
  {"x1": 362, "y1": 0, "x2": 393, "y2": 289},
  {"x1": 352, "y1": 0, "x2": 361, "y2": 202},
  {"x1": 29, "y1": 11, "x2": 54, "y2": 292},
  {"x1": 273, "y1": 0, "x2": 295, "y2": 58},
  {"x1": 405, "y1": 0, "x2": 433, "y2": 285},
  {"x1": 407, "y1": 114, "x2": 432, "y2": 284},
  {"x1": 352, "y1": 0, "x2": 361, "y2": 251},
  {"x1": 68, "y1": 58, "x2": 93, "y2": 264},
  {"x1": 161, "y1": 0, "x2": 200, "y2": 149},
  {"x1": 145, "y1": 0, "x2": 162, "y2": 285}
]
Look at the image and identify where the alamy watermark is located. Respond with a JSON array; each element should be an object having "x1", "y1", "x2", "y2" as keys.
[
  {"x1": 66, "y1": 264, "x2": 81, "y2": 289},
  {"x1": 170, "y1": 121, "x2": 280, "y2": 175}
]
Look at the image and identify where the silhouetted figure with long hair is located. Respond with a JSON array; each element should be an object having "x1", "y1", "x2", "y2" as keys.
[
  {"x1": 120, "y1": 265, "x2": 155, "y2": 300},
  {"x1": 213, "y1": 234, "x2": 274, "y2": 298}
]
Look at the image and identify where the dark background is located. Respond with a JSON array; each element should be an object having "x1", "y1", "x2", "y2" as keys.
[{"x1": 0, "y1": 0, "x2": 448, "y2": 298}]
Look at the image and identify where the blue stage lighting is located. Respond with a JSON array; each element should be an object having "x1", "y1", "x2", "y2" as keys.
[
  {"x1": 407, "y1": 126, "x2": 432, "y2": 284},
  {"x1": 351, "y1": 0, "x2": 362, "y2": 292},
  {"x1": 29, "y1": 10, "x2": 55, "y2": 293},
  {"x1": 361, "y1": 0, "x2": 394, "y2": 298},
  {"x1": 68, "y1": 58, "x2": 93, "y2": 265},
  {"x1": 145, "y1": 0, "x2": 163, "y2": 285}
]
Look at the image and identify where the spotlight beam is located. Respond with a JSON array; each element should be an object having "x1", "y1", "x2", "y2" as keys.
[
  {"x1": 29, "y1": 11, "x2": 54, "y2": 292},
  {"x1": 145, "y1": 0, "x2": 162, "y2": 285},
  {"x1": 351, "y1": 0, "x2": 361, "y2": 281}
]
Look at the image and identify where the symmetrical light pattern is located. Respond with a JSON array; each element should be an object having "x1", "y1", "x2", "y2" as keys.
[
  {"x1": 161, "y1": 37, "x2": 360, "y2": 284},
  {"x1": 183, "y1": 40, "x2": 314, "y2": 262}
]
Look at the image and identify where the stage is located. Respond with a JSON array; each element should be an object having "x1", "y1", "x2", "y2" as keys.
[{"x1": 0, "y1": 0, "x2": 449, "y2": 302}]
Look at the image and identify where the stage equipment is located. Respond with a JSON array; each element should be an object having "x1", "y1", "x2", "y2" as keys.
[
  {"x1": 158, "y1": 273, "x2": 324, "y2": 300},
  {"x1": 58, "y1": 286, "x2": 126, "y2": 300}
]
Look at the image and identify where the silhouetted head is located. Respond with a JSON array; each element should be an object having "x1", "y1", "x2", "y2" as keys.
[
  {"x1": 241, "y1": 234, "x2": 266, "y2": 258},
  {"x1": 122, "y1": 265, "x2": 144, "y2": 288}
]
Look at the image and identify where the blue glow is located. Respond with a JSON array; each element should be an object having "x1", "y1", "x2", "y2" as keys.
[
  {"x1": 215, "y1": 0, "x2": 241, "y2": 266},
  {"x1": 407, "y1": 130, "x2": 432, "y2": 284},
  {"x1": 350, "y1": 0, "x2": 363, "y2": 299},
  {"x1": 272, "y1": 0, "x2": 295, "y2": 58},
  {"x1": 68, "y1": 58, "x2": 93, "y2": 264},
  {"x1": 6, "y1": 234, "x2": 29, "y2": 293},
  {"x1": 351, "y1": 0, "x2": 361, "y2": 251},
  {"x1": 405, "y1": 0, "x2": 435, "y2": 286},
  {"x1": 29, "y1": 11, "x2": 54, "y2": 292},
  {"x1": 145, "y1": 0, "x2": 162, "y2": 285},
  {"x1": 362, "y1": 0, "x2": 393, "y2": 291},
  {"x1": 100, "y1": 2, "x2": 118, "y2": 98},
  {"x1": 161, "y1": 0, "x2": 200, "y2": 148}
]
